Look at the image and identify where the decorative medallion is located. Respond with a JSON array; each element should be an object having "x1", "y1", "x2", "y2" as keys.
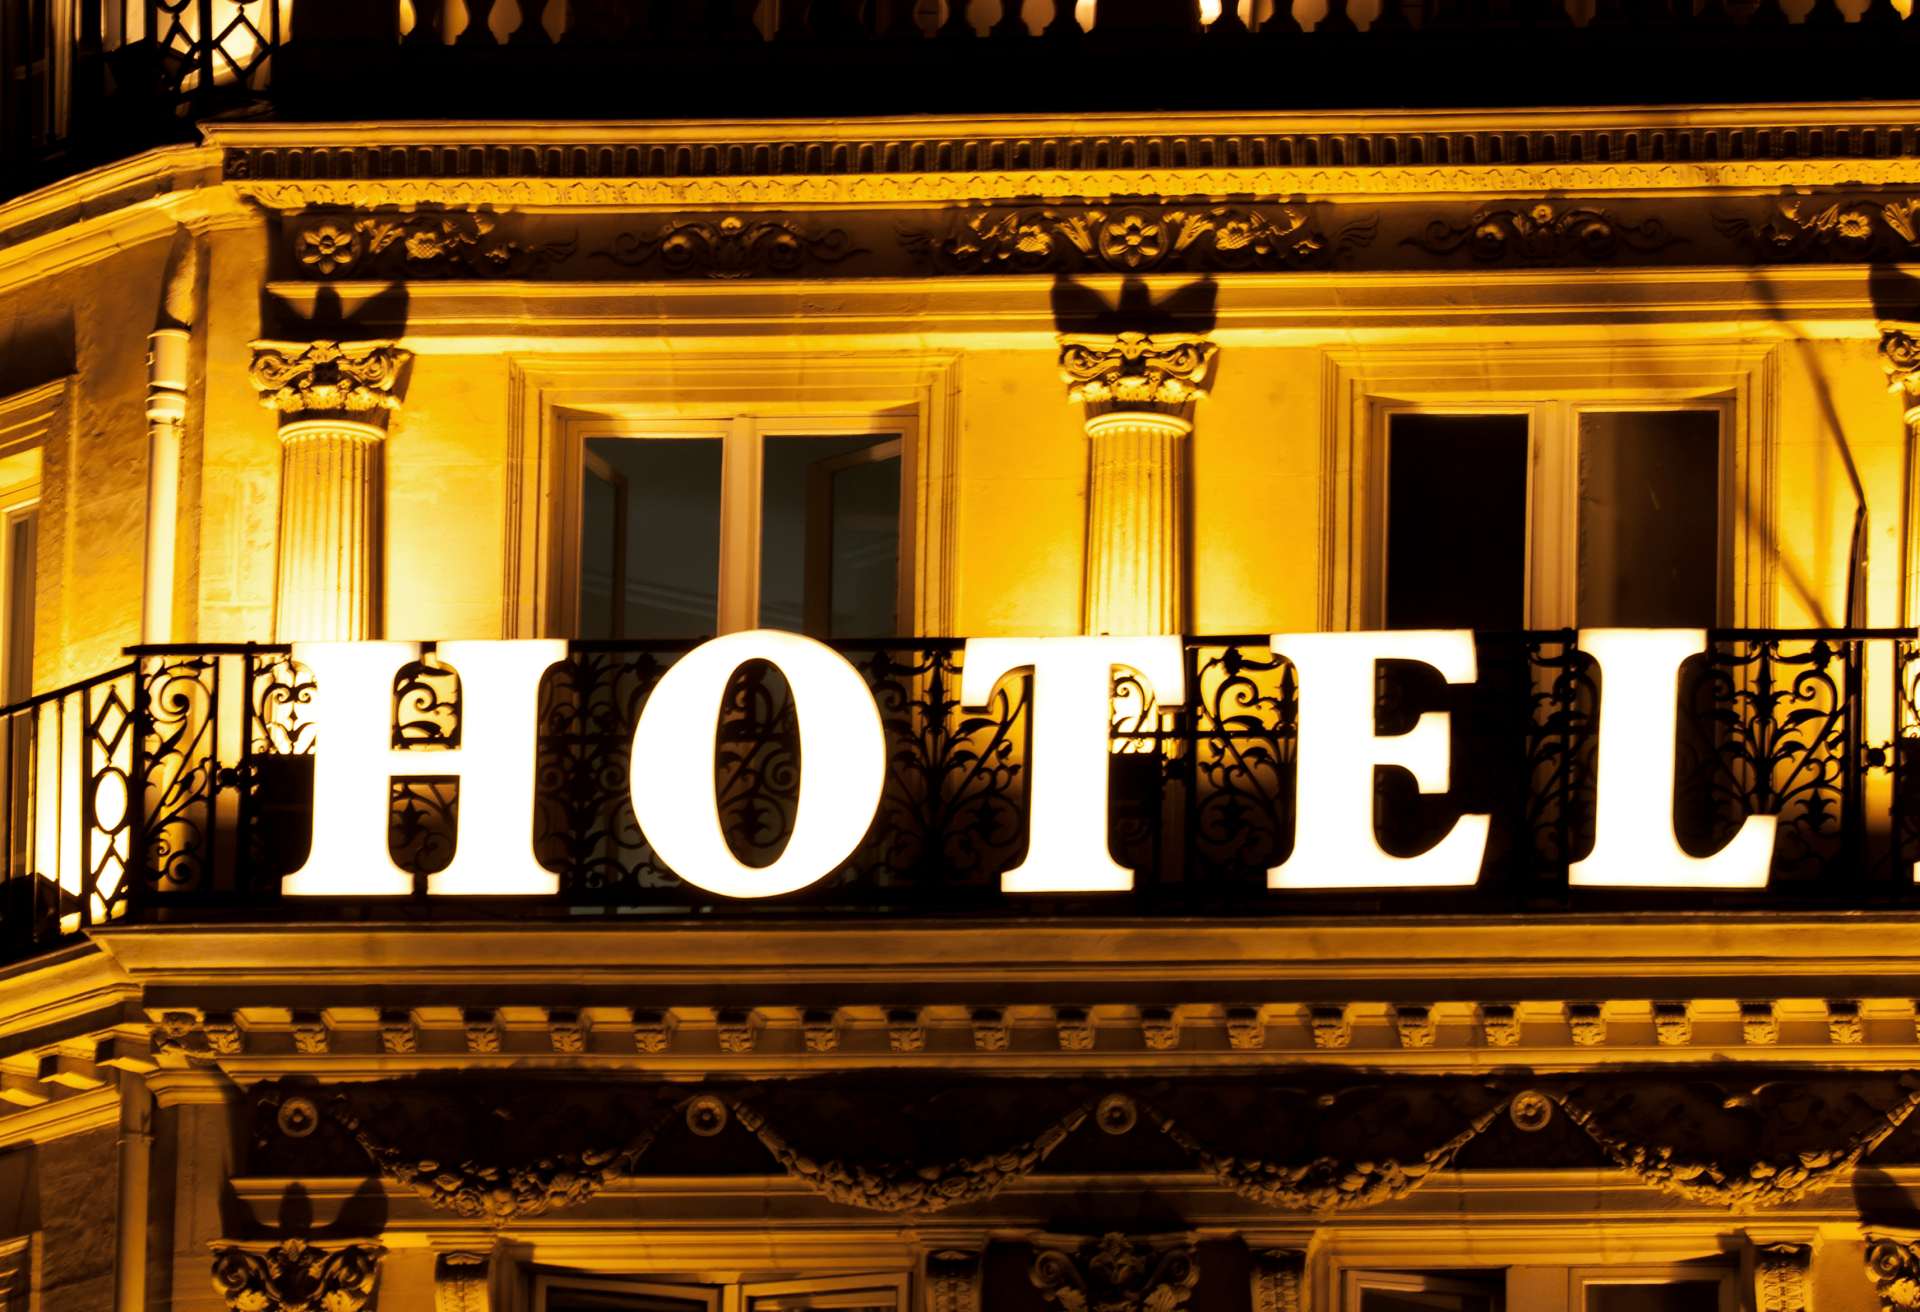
[
  {"x1": 209, "y1": 1239, "x2": 384, "y2": 1312},
  {"x1": 903, "y1": 204, "x2": 1376, "y2": 273},
  {"x1": 1508, "y1": 1090, "x2": 1553, "y2": 1133},
  {"x1": 1096, "y1": 1093, "x2": 1139, "y2": 1136},
  {"x1": 592, "y1": 215, "x2": 861, "y2": 278},
  {"x1": 1030, "y1": 1232, "x2": 1199, "y2": 1312},
  {"x1": 1406, "y1": 202, "x2": 1679, "y2": 264}
]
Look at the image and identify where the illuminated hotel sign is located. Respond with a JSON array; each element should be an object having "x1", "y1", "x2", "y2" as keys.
[{"x1": 282, "y1": 629, "x2": 1777, "y2": 900}]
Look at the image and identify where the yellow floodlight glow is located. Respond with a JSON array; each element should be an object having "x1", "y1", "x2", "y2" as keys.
[
  {"x1": 1267, "y1": 631, "x2": 1490, "y2": 889},
  {"x1": 284, "y1": 640, "x2": 565, "y2": 897},
  {"x1": 1569, "y1": 628, "x2": 1776, "y2": 889},
  {"x1": 960, "y1": 636, "x2": 1185, "y2": 893},
  {"x1": 628, "y1": 630, "x2": 885, "y2": 899}
]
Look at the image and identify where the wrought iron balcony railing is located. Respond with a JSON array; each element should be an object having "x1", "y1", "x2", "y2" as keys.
[
  {"x1": 0, "y1": 630, "x2": 1916, "y2": 963},
  {"x1": 11, "y1": 1, "x2": 1920, "y2": 199}
]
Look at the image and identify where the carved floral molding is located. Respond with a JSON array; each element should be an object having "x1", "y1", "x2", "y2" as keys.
[
  {"x1": 592, "y1": 215, "x2": 861, "y2": 278},
  {"x1": 209, "y1": 1239, "x2": 384, "y2": 1312},
  {"x1": 1030, "y1": 1233, "x2": 1199, "y2": 1312},
  {"x1": 1405, "y1": 201, "x2": 1678, "y2": 264},
  {"x1": 902, "y1": 204, "x2": 1375, "y2": 274},
  {"x1": 294, "y1": 210, "x2": 575, "y2": 277},
  {"x1": 1719, "y1": 196, "x2": 1920, "y2": 260}
]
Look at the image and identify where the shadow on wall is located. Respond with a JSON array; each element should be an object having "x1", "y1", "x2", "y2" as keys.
[
  {"x1": 0, "y1": 305, "x2": 73, "y2": 401},
  {"x1": 1051, "y1": 275, "x2": 1218, "y2": 338}
]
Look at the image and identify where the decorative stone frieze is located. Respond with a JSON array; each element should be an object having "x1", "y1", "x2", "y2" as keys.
[
  {"x1": 1031, "y1": 1233, "x2": 1198, "y2": 1312},
  {"x1": 970, "y1": 1008, "x2": 1009, "y2": 1052},
  {"x1": 1743, "y1": 1001, "x2": 1780, "y2": 1046},
  {"x1": 1567, "y1": 1002, "x2": 1606, "y2": 1046},
  {"x1": 887, "y1": 1008, "x2": 925, "y2": 1054},
  {"x1": 1405, "y1": 201, "x2": 1677, "y2": 264},
  {"x1": 717, "y1": 1009, "x2": 760, "y2": 1054},
  {"x1": 1309, "y1": 1004, "x2": 1350, "y2": 1050},
  {"x1": 210, "y1": 1239, "x2": 384, "y2": 1312},
  {"x1": 1226, "y1": 1006, "x2": 1265, "y2": 1050},
  {"x1": 633, "y1": 1009, "x2": 675, "y2": 1054},
  {"x1": 463, "y1": 1009, "x2": 502, "y2": 1055},
  {"x1": 1394, "y1": 1004, "x2": 1435, "y2": 1049},
  {"x1": 1249, "y1": 1249, "x2": 1307, "y2": 1312},
  {"x1": 289, "y1": 1012, "x2": 329, "y2": 1056},
  {"x1": 1056, "y1": 1006, "x2": 1095, "y2": 1052},
  {"x1": 802, "y1": 1009, "x2": 840, "y2": 1053},
  {"x1": 1141, "y1": 1006, "x2": 1179, "y2": 1051},
  {"x1": 1061, "y1": 331, "x2": 1216, "y2": 636},
  {"x1": 1653, "y1": 1001, "x2": 1693, "y2": 1046},
  {"x1": 1480, "y1": 1003, "x2": 1520, "y2": 1047},
  {"x1": 927, "y1": 1249, "x2": 983, "y2": 1312},
  {"x1": 379, "y1": 1009, "x2": 418, "y2": 1055},
  {"x1": 903, "y1": 204, "x2": 1373, "y2": 274},
  {"x1": 547, "y1": 1008, "x2": 589, "y2": 1054},
  {"x1": 249, "y1": 339, "x2": 411, "y2": 641},
  {"x1": 592, "y1": 214, "x2": 860, "y2": 278},
  {"x1": 1828, "y1": 999, "x2": 1865, "y2": 1045}
]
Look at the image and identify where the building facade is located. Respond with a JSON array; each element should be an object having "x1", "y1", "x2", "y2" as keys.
[{"x1": 6, "y1": 3, "x2": 1920, "y2": 1311}]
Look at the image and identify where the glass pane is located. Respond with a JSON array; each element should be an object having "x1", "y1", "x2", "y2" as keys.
[
  {"x1": 1576, "y1": 410, "x2": 1719, "y2": 627},
  {"x1": 1586, "y1": 1282, "x2": 1721, "y2": 1312},
  {"x1": 1385, "y1": 413, "x2": 1529, "y2": 630},
  {"x1": 547, "y1": 1292, "x2": 711, "y2": 1312},
  {"x1": 759, "y1": 434, "x2": 901, "y2": 637},
  {"x1": 1360, "y1": 1290, "x2": 1498, "y2": 1312},
  {"x1": 581, "y1": 437, "x2": 722, "y2": 639}
]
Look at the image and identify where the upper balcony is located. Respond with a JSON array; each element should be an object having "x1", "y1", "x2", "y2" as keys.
[
  {"x1": 2, "y1": 628, "x2": 1918, "y2": 967},
  {"x1": 9, "y1": 0, "x2": 1920, "y2": 201}
]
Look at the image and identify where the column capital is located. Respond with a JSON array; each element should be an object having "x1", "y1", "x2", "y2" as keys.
[
  {"x1": 249, "y1": 339, "x2": 411, "y2": 428},
  {"x1": 211, "y1": 1239, "x2": 385, "y2": 1312},
  {"x1": 1881, "y1": 326, "x2": 1920, "y2": 420},
  {"x1": 1059, "y1": 331, "x2": 1217, "y2": 429}
]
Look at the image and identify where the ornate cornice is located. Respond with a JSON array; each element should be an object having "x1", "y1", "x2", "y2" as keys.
[
  {"x1": 248, "y1": 340, "x2": 411, "y2": 424},
  {"x1": 1031, "y1": 1233, "x2": 1198, "y2": 1312},
  {"x1": 292, "y1": 210, "x2": 574, "y2": 278},
  {"x1": 209, "y1": 1239, "x2": 384, "y2": 1312}
]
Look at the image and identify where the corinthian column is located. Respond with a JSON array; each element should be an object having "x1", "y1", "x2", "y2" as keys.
[
  {"x1": 1059, "y1": 332, "x2": 1217, "y2": 636},
  {"x1": 248, "y1": 340, "x2": 411, "y2": 641}
]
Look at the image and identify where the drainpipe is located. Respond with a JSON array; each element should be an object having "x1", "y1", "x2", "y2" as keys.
[{"x1": 143, "y1": 226, "x2": 198, "y2": 645}]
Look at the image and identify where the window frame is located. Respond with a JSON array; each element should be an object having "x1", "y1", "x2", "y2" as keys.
[
  {"x1": 1569, "y1": 1264, "x2": 1739, "y2": 1312},
  {"x1": 739, "y1": 1273, "x2": 910, "y2": 1312},
  {"x1": 507, "y1": 352, "x2": 961, "y2": 642},
  {"x1": 531, "y1": 1274, "x2": 724, "y2": 1312},
  {"x1": 1321, "y1": 343, "x2": 1774, "y2": 633},
  {"x1": 1344, "y1": 1267, "x2": 1504, "y2": 1309},
  {"x1": 1370, "y1": 395, "x2": 1735, "y2": 630},
  {"x1": 562, "y1": 412, "x2": 914, "y2": 639}
]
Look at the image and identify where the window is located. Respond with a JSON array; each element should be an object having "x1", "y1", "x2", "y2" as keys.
[
  {"x1": 1379, "y1": 402, "x2": 1725, "y2": 630},
  {"x1": 1346, "y1": 1270, "x2": 1502, "y2": 1311},
  {"x1": 530, "y1": 1275, "x2": 906, "y2": 1312},
  {"x1": 1572, "y1": 1266, "x2": 1736, "y2": 1312},
  {"x1": 574, "y1": 417, "x2": 907, "y2": 640}
]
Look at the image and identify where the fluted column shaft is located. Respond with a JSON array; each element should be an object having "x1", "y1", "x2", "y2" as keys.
[
  {"x1": 274, "y1": 419, "x2": 385, "y2": 641},
  {"x1": 1060, "y1": 332, "x2": 1217, "y2": 636},
  {"x1": 249, "y1": 339, "x2": 410, "y2": 642},
  {"x1": 1083, "y1": 413, "x2": 1189, "y2": 636}
]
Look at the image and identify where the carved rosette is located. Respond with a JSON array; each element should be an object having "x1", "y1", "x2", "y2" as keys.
[
  {"x1": 1061, "y1": 332, "x2": 1216, "y2": 637},
  {"x1": 210, "y1": 1239, "x2": 384, "y2": 1312},
  {"x1": 1752, "y1": 1242, "x2": 1811, "y2": 1312},
  {"x1": 1030, "y1": 1233, "x2": 1199, "y2": 1312},
  {"x1": 1867, "y1": 1237, "x2": 1920, "y2": 1311}
]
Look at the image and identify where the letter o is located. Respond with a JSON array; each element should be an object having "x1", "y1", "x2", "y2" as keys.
[{"x1": 629, "y1": 630, "x2": 886, "y2": 898}]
